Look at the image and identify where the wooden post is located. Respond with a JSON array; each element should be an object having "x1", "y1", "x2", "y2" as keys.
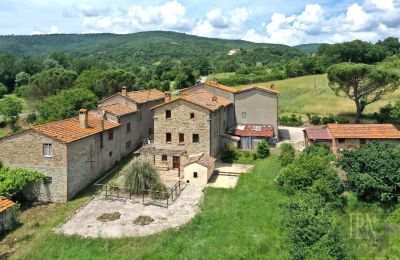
[
  {"x1": 105, "y1": 185, "x2": 108, "y2": 198},
  {"x1": 142, "y1": 191, "x2": 144, "y2": 203}
]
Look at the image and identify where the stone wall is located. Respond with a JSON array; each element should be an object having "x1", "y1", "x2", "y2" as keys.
[
  {"x1": 119, "y1": 112, "x2": 141, "y2": 156},
  {"x1": 137, "y1": 99, "x2": 164, "y2": 141},
  {"x1": 0, "y1": 130, "x2": 68, "y2": 202},
  {"x1": 154, "y1": 100, "x2": 211, "y2": 155},
  {"x1": 180, "y1": 83, "x2": 235, "y2": 101},
  {"x1": 100, "y1": 95, "x2": 137, "y2": 109}
]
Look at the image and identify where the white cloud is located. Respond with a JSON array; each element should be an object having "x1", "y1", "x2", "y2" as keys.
[{"x1": 31, "y1": 25, "x2": 59, "y2": 35}]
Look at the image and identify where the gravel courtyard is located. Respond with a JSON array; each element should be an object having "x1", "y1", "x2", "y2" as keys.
[{"x1": 57, "y1": 185, "x2": 204, "y2": 238}]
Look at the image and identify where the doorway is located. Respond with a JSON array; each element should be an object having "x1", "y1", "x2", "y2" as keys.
[{"x1": 173, "y1": 156, "x2": 180, "y2": 169}]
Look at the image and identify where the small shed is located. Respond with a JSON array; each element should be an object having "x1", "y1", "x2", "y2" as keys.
[
  {"x1": 227, "y1": 124, "x2": 275, "y2": 150},
  {"x1": 303, "y1": 128, "x2": 332, "y2": 147},
  {"x1": 0, "y1": 196, "x2": 15, "y2": 232},
  {"x1": 184, "y1": 153, "x2": 216, "y2": 185}
]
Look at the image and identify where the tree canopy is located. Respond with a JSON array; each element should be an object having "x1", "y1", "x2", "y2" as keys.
[{"x1": 327, "y1": 63, "x2": 400, "y2": 123}]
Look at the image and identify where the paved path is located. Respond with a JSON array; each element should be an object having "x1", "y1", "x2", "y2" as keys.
[{"x1": 57, "y1": 185, "x2": 203, "y2": 238}]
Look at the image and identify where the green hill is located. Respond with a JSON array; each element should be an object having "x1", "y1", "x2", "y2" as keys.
[
  {"x1": 294, "y1": 43, "x2": 320, "y2": 54},
  {"x1": 0, "y1": 31, "x2": 305, "y2": 67}
]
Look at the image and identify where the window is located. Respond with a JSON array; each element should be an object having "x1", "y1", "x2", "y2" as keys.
[
  {"x1": 166, "y1": 110, "x2": 171, "y2": 119},
  {"x1": 127, "y1": 123, "x2": 131, "y2": 133},
  {"x1": 192, "y1": 134, "x2": 199, "y2": 143},
  {"x1": 242, "y1": 112, "x2": 247, "y2": 118},
  {"x1": 43, "y1": 144, "x2": 52, "y2": 157},
  {"x1": 190, "y1": 112, "x2": 195, "y2": 119},
  {"x1": 193, "y1": 172, "x2": 198, "y2": 178},
  {"x1": 162, "y1": 155, "x2": 167, "y2": 161},
  {"x1": 223, "y1": 120, "x2": 226, "y2": 128},
  {"x1": 179, "y1": 133, "x2": 185, "y2": 143},
  {"x1": 166, "y1": 133, "x2": 172, "y2": 142},
  {"x1": 360, "y1": 139, "x2": 367, "y2": 145},
  {"x1": 44, "y1": 176, "x2": 52, "y2": 184},
  {"x1": 126, "y1": 141, "x2": 131, "y2": 150},
  {"x1": 109, "y1": 151, "x2": 113, "y2": 157},
  {"x1": 100, "y1": 133, "x2": 104, "y2": 149},
  {"x1": 108, "y1": 130, "x2": 114, "y2": 140},
  {"x1": 338, "y1": 138, "x2": 345, "y2": 144},
  {"x1": 149, "y1": 128, "x2": 152, "y2": 135}
]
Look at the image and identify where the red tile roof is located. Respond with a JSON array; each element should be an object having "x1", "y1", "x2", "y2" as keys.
[
  {"x1": 228, "y1": 124, "x2": 274, "y2": 137},
  {"x1": 304, "y1": 128, "x2": 332, "y2": 140},
  {"x1": 127, "y1": 89, "x2": 165, "y2": 103},
  {"x1": 205, "y1": 81, "x2": 239, "y2": 93},
  {"x1": 101, "y1": 103, "x2": 138, "y2": 116},
  {"x1": 327, "y1": 124, "x2": 400, "y2": 139},
  {"x1": 151, "y1": 91, "x2": 232, "y2": 112},
  {"x1": 237, "y1": 85, "x2": 279, "y2": 95},
  {"x1": 32, "y1": 113, "x2": 121, "y2": 143},
  {"x1": 0, "y1": 197, "x2": 15, "y2": 213},
  {"x1": 185, "y1": 153, "x2": 216, "y2": 168}
]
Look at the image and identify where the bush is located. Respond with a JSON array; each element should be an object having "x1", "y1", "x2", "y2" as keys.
[
  {"x1": 0, "y1": 167, "x2": 44, "y2": 197},
  {"x1": 337, "y1": 142, "x2": 400, "y2": 205},
  {"x1": 321, "y1": 114, "x2": 336, "y2": 124},
  {"x1": 125, "y1": 161, "x2": 159, "y2": 194},
  {"x1": 256, "y1": 140, "x2": 270, "y2": 159},
  {"x1": 150, "y1": 182, "x2": 169, "y2": 200},
  {"x1": 335, "y1": 117, "x2": 350, "y2": 124},
  {"x1": 0, "y1": 83, "x2": 7, "y2": 99},
  {"x1": 303, "y1": 145, "x2": 335, "y2": 160},
  {"x1": 26, "y1": 112, "x2": 37, "y2": 124},
  {"x1": 220, "y1": 144, "x2": 239, "y2": 163},
  {"x1": 278, "y1": 114, "x2": 303, "y2": 127},
  {"x1": 279, "y1": 143, "x2": 295, "y2": 166},
  {"x1": 310, "y1": 115, "x2": 321, "y2": 125}
]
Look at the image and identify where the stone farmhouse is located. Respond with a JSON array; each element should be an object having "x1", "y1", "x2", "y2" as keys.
[
  {"x1": 304, "y1": 124, "x2": 400, "y2": 155},
  {"x1": 136, "y1": 81, "x2": 279, "y2": 184},
  {"x1": 0, "y1": 89, "x2": 165, "y2": 202}
]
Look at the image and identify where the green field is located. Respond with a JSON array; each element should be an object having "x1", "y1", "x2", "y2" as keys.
[{"x1": 209, "y1": 73, "x2": 400, "y2": 117}]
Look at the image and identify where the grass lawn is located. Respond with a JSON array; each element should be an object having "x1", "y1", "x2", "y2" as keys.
[{"x1": 2, "y1": 157, "x2": 290, "y2": 259}]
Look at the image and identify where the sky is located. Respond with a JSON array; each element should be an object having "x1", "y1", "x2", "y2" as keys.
[{"x1": 0, "y1": 0, "x2": 399, "y2": 45}]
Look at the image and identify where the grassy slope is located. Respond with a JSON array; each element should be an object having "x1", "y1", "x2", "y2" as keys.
[
  {"x1": 209, "y1": 73, "x2": 400, "y2": 116},
  {"x1": 5, "y1": 158, "x2": 289, "y2": 259}
]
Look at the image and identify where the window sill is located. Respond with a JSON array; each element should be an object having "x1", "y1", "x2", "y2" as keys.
[
  {"x1": 43, "y1": 156, "x2": 52, "y2": 158},
  {"x1": 178, "y1": 142, "x2": 185, "y2": 145},
  {"x1": 166, "y1": 142, "x2": 172, "y2": 144}
]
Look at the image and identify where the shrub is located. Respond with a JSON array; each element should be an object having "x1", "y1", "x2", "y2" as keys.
[
  {"x1": 150, "y1": 182, "x2": 169, "y2": 200},
  {"x1": 0, "y1": 167, "x2": 44, "y2": 197},
  {"x1": 256, "y1": 140, "x2": 270, "y2": 159},
  {"x1": 278, "y1": 114, "x2": 303, "y2": 127},
  {"x1": 220, "y1": 144, "x2": 239, "y2": 163},
  {"x1": 0, "y1": 83, "x2": 7, "y2": 99},
  {"x1": 335, "y1": 117, "x2": 350, "y2": 124},
  {"x1": 337, "y1": 142, "x2": 400, "y2": 205},
  {"x1": 303, "y1": 145, "x2": 335, "y2": 160},
  {"x1": 321, "y1": 114, "x2": 336, "y2": 124},
  {"x1": 26, "y1": 112, "x2": 37, "y2": 124},
  {"x1": 310, "y1": 115, "x2": 321, "y2": 125},
  {"x1": 125, "y1": 161, "x2": 159, "y2": 194},
  {"x1": 279, "y1": 143, "x2": 295, "y2": 166}
]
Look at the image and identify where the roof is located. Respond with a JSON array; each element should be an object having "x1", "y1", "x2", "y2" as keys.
[
  {"x1": 185, "y1": 153, "x2": 216, "y2": 168},
  {"x1": 151, "y1": 91, "x2": 232, "y2": 112},
  {"x1": 204, "y1": 81, "x2": 239, "y2": 93},
  {"x1": 134, "y1": 144, "x2": 186, "y2": 156},
  {"x1": 237, "y1": 85, "x2": 279, "y2": 95},
  {"x1": 32, "y1": 113, "x2": 121, "y2": 143},
  {"x1": 304, "y1": 128, "x2": 332, "y2": 140},
  {"x1": 228, "y1": 124, "x2": 274, "y2": 137},
  {"x1": 0, "y1": 197, "x2": 15, "y2": 213},
  {"x1": 327, "y1": 124, "x2": 400, "y2": 139},
  {"x1": 101, "y1": 103, "x2": 138, "y2": 116},
  {"x1": 127, "y1": 89, "x2": 165, "y2": 103}
]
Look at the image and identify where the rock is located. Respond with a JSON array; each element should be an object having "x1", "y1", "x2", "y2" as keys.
[
  {"x1": 97, "y1": 212, "x2": 121, "y2": 222},
  {"x1": 133, "y1": 215, "x2": 154, "y2": 226}
]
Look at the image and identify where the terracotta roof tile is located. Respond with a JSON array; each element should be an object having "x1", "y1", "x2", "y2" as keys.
[
  {"x1": 228, "y1": 124, "x2": 274, "y2": 137},
  {"x1": 238, "y1": 85, "x2": 279, "y2": 95},
  {"x1": 0, "y1": 196, "x2": 15, "y2": 213},
  {"x1": 32, "y1": 113, "x2": 121, "y2": 143},
  {"x1": 304, "y1": 128, "x2": 332, "y2": 140},
  {"x1": 101, "y1": 103, "x2": 138, "y2": 116},
  {"x1": 327, "y1": 124, "x2": 400, "y2": 139},
  {"x1": 127, "y1": 89, "x2": 165, "y2": 103},
  {"x1": 185, "y1": 153, "x2": 216, "y2": 168},
  {"x1": 151, "y1": 91, "x2": 232, "y2": 112},
  {"x1": 205, "y1": 81, "x2": 239, "y2": 93}
]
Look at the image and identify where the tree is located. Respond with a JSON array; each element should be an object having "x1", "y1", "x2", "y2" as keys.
[
  {"x1": 220, "y1": 144, "x2": 239, "y2": 163},
  {"x1": 14, "y1": 72, "x2": 30, "y2": 87},
  {"x1": 0, "y1": 53, "x2": 17, "y2": 92},
  {"x1": 327, "y1": 63, "x2": 400, "y2": 123},
  {"x1": 279, "y1": 143, "x2": 295, "y2": 166},
  {"x1": 125, "y1": 161, "x2": 159, "y2": 194},
  {"x1": 22, "y1": 68, "x2": 78, "y2": 100},
  {"x1": 38, "y1": 88, "x2": 98, "y2": 122},
  {"x1": 0, "y1": 83, "x2": 7, "y2": 98},
  {"x1": 0, "y1": 96, "x2": 23, "y2": 124},
  {"x1": 256, "y1": 140, "x2": 270, "y2": 159},
  {"x1": 14, "y1": 56, "x2": 43, "y2": 75}
]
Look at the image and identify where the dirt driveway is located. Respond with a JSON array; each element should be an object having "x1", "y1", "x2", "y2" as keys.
[
  {"x1": 57, "y1": 185, "x2": 203, "y2": 238},
  {"x1": 207, "y1": 162, "x2": 253, "y2": 188}
]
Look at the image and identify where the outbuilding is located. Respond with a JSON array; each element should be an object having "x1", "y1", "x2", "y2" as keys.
[
  {"x1": 0, "y1": 197, "x2": 15, "y2": 233},
  {"x1": 183, "y1": 153, "x2": 216, "y2": 185}
]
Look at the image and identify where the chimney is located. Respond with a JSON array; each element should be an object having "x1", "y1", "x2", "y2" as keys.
[
  {"x1": 100, "y1": 110, "x2": 105, "y2": 131},
  {"x1": 121, "y1": 86, "x2": 128, "y2": 97},
  {"x1": 79, "y1": 109, "x2": 88, "y2": 129},
  {"x1": 164, "y1": 91, "x2": 171, "y2": 102}
]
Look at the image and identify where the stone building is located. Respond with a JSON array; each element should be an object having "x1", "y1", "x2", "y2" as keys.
[
  {"x1": 0, "y1": 88, "x2": 166, "y2": 202},
  {"x1": 0, "y1": 196, "x2": 15, "y2": 233}
]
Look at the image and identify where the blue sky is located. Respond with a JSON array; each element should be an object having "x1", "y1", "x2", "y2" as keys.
[{"x1": 0, "y1": 0, "x2": 399, "y2": 45}]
